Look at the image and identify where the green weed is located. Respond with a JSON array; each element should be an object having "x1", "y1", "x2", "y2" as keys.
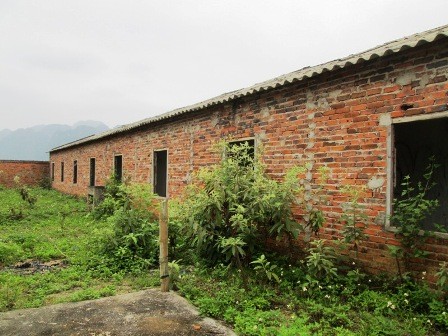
[{"x1": 0, "y1": 188, "x2": 157, "y2": 311}]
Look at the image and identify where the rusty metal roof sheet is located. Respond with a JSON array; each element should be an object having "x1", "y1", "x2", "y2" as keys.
[{"x1": 51, "y1": 24, "x2": 448, "y2": 152}]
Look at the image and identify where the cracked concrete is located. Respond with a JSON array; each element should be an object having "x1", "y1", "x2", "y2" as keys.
[{"x1": 0, "y1": 289, "x2": 236, "y2": 336}]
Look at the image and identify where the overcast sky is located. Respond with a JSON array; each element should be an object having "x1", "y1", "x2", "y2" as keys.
[{"x1": 1, "y1": 1, "x2": 447, "y2": 130}]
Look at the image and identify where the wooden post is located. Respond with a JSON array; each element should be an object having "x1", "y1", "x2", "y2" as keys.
[{"x1": 159, "y1": 198, "x2": 169, "y2": 292}]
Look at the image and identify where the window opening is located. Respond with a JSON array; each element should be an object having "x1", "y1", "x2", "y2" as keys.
[
  {"x1": 51, "y1": 162, "x2": 55, "y2": 181},
  {"x1": 73, "y1": 160, "x2": 78, "y2": 184},
  {"x1": 393, "y1": 117, "x2": 448, "y2": 231},
  {"x1": 153, "y1": 150, "x2": 167, "y2": 197},
  {"x1": 90, "y1": 158, "x2": 96, "y2": 187},
  {"x1": 228, "y1": 139, "x2": 255, "y2": 166},
  {"x1": 114, "y1": 155, "x2": 123, "y2": 182},
  {"x1": 60, "y1": 162, "x2": 64, "y2": 182}
]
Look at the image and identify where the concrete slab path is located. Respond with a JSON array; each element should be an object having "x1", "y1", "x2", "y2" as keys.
[{"x1": 0, "y1": 289, "x2": 236, "y2": 336}]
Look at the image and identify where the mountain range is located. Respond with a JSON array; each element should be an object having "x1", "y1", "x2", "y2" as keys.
[{"x1": 0, "y1": 121, "x2": 109, "y2": 161}]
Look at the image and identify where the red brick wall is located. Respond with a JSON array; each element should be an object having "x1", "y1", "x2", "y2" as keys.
[
  {"x1": 50, "y1": 37, "x2": 448, "y2": 278},
  {"x1": 0, "y1": 160, "x2": 50, "y2": 188}
]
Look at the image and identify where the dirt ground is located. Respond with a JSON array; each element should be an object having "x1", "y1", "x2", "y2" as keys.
[{"x1": 0, "y1": 289, "x2": 236, "y2": 336}]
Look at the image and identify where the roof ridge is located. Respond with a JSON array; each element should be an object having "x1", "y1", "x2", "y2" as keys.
[{"x1": 51, "y1": 24, "x2": 448, "y2": 152}]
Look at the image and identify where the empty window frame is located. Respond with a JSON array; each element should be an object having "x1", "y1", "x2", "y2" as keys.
[
  {"x1": 153, "y1": 150, "x2": 168, "y2": 197},
  {"x1": 51, "y1": 162, "x2": 55, "y2": 181},
  {"x1": 73, "y1": 160, "x2": 78, "y2": 184},
  {"x1": 60, "y1": 162, "x2": 64, "y2": 182},
  {"x1": 391, "y1": 115, "x2": 448, "y2": 232},
  {"x1": 228, "y1": 138, "x2": 255, "y2": 166},
  {"x1": 61, "y1": 162, "x2": 64, "y2": 182},
  {"x1": 114, "y1": 155, "x2": 123, "y2": 182},
  {"x1": 89, "y1": 158, "x2": 96, "y2": 187}
]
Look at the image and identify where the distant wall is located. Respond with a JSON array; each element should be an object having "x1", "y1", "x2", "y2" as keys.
[{"x1": 0, "y1": 160, "x2": 50, "y2": 188}]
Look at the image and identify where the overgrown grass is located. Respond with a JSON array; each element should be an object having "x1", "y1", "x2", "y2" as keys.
[
  {"x1": 177, "y1": 262, "x2": 448, "y2": 335},
  {"x1": 1, "y1": 186, "x2": 447, "y2": 336},
  {"x1": 0, "y1": 187, "x2": 159, "y2": 311}
]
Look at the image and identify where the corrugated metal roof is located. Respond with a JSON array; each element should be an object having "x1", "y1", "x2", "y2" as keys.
[{"x1": 51, "y1": 24, "x2": 448, "y2": 152}]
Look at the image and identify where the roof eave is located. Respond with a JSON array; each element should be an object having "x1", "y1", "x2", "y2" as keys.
[{"x1": 50, "y1": 24, "x2": 448, "y2": 153}]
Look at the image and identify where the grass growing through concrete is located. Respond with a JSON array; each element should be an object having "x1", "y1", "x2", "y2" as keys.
[{"x1": 0, "y1": 187, "x2": 159, "y2": 311}]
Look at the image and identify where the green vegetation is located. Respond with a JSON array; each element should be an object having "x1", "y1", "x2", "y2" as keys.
[
  {"x1": 176, "y1": 141, "x2": 304, "y2": 270},
  {"x1": 389, "y1": 158, "x2": 441, "y2": 278},
  {"x1": 0, "y1": 187, "x2": 159, "y2": 311},
  {"x1": 172, "y1": 143, "x2": 448, "y2": 335},
  {"x1": 177, "y1": 261, "x2": 447, "y2": 335},
  {"x1": 1, "y1": 146, "x2": 447, "y2": 335},
  {"x1": 90, "y1": 178, "x2": 161, "y2": 274}
]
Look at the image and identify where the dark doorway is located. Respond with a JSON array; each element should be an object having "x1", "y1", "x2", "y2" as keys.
[
  {"x1": 90, "y1": 158, "x2": 96, "y2": 187},
  {"x1": 154, "y1": 150, "x2": 167, "y2": 197},
  {"x1": 114, "y1": 155, "x2": 123, "y2": 182},
  {"x1": 394, "y1": 118, "x2": 448, "y2": 231},
  {"x1": 73, "y1": 160, "x2": 78, "y2": 184}
]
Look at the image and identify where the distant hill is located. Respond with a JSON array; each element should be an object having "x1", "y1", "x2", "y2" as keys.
[{"x1": 0, "y1": 121, "x2": 109, "y2": 161}]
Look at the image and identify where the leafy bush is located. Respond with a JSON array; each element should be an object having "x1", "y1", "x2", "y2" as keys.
[
  {"x1": 39, "y1": 176, "x2": 52, "y2": 190},
  {"x1": 436, "y1": 261, "x2": 448, "y2": 297},
  {"x1": 306, "y1": 300, "x2": 354, "y2": 329},
  {"x1": 251, "y1": 254, "x2": 280, "y2": 284},
  {"x1": 395, "y1": 280, "x2": 437, "y2": 314},
  {"x1": 305, "y1": 239, "x2": 337, "y2": 281},
  {"x1": 166, "y1": 204, "x2": 196, "y2": 263},
  {"x1": 92, "y1": 174, "x2": 123, "y2": 219},
  {"x1": 301, "y1": 165, "x2": 330, "y2": 239},
  {"x1": 429, "y1": 298, "x2": 448, "y2": 329},
  {"x1": 177, "y1": 141, "x2": 303, "y2": 267},
  {"x1": 91, "y1": 181, "x2": 160, "y2": 273},
  {"x1": 14, "y1": 176, "x2": 37, "y2": 207},
  {"x1": 389, "y1": 159, "x2": 439, "y2": 276},
  {"x1": 349, "y1": 289, "x2": 391, "y2": 314},
  {"x1": 339, "y1": 185, "x2": 368, "y2": 258}
]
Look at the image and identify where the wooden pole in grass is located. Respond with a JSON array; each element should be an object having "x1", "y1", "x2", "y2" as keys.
[{"x1": 159, "y1": 198, "x2": 169, "y2": 292}]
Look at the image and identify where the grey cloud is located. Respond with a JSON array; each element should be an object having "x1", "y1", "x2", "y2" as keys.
[
  {"x1": 1, "y1": 0, "x2": 448, "y2": 130},
  {"x1": 18, "y1": 49, "x2": 105, "y2": 74}
]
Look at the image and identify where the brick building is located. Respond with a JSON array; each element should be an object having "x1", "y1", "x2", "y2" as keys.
[{"x1": 50, "y1": 25, "x2": 448, "y2": 276}]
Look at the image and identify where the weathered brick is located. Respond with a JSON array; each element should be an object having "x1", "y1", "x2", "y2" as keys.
[
  {"x1": 0, "y1": 160, "x2": 49, "y2": 188},
  {"x1": 49, "y1": 34, "x2": 448, "y2": 280},
  {"x1": 427, "y1": 59, "x2": 448, "y2": 69}
]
